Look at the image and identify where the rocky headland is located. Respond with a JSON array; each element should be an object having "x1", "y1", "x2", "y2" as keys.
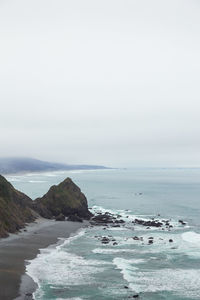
[
  {"x1": 0, "y1": 175, "x2": 36, "y2": 238},
  {"x1": 34, "y1": 177, "x2": 92, "y2": 221},
  {"x1": 0, "y1": 157, "x2": 108, "y2": 175},
  {"x1": 0, "y1": 175, "x2": 92, "y2": 238}
]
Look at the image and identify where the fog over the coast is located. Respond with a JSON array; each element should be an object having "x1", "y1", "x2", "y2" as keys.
[{"x1": 0, "y1": 0, "x2": 199, "y2": 167}]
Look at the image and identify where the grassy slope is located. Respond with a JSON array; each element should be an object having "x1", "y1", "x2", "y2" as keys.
[
  {"x1": 0, "y1": 176, "x2": 91, "y2": 238},
  {"x1": 0, "y1": 175, "x2": 36, "y2": 238}
]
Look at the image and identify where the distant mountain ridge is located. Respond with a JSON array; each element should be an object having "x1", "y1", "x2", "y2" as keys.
[{"x1": 0, "y1": 157, "x2": 109, "y2": 175}]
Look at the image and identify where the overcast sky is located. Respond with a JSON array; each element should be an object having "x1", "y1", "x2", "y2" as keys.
[{"x1": 0, "y1": 0, "x2": 200, "y2": 167}]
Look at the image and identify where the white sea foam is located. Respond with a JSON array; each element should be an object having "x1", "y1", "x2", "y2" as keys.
[
  {"x1": 113, "y1": 257, "x2": 200, "y2": 298},
  {"x1": 56, "y1": 298, "x2": 83, "y2": 300},
  {"x1": 129, "y1": 269, "x2": 200, "y2": 298},
  {"x1": 93, "y1": 248, "x2": 136, "y2": 254},
  {"x1": 108, "y1": 227, "x2": 128, "y2": 231},
  {"x1": 6, "y1": 176, "x2": 22, "y2": 182},
  {"x1": 179, "y1": 231, "x2": 200, "y2": 258},
  {"x1": 26, "y1": 229, "x2": 100, "y2": 299},
  {"x1": 113, "y1": 258, "x2": 140, "y2": 283},
  {"x1": 57, "y1": 228, "x2": 86, "y2": 249},
  {"x1": 27, "y1": 249, "x2": 106, "y2": 299},
  {"x1": 28, "y1": 180, "x2": 47, "y2": 183},
  {"x1": 91, "y1": 205, "x2": 186, "y2": 231},
  {"x1": 182, "y1": 231, "x2": 200, "y2": 246},
  {"x1": 42, "y1": 173, "x2": 57, "y2": 177},
  {"x1": 110, "y1": 231, "x2": 200, "y2": 260}
]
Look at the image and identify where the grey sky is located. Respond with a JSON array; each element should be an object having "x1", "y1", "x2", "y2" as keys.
[{"x1": 0, "y1": 0, "x2": 200, "y2": 167}]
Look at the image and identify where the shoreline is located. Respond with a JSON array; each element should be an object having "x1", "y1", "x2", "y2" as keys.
[
  {"x1": 0, "y1": 218, "x2": 87, "y2": 300},
  {"x1": 3, "y1": 167, "x2": 111, "y2": 177}
]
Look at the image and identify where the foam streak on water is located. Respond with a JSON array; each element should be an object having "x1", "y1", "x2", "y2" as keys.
[
  {"x1": 12, "y1": 168, "x2": 200, "y2": 299},
  {"x1": 26, "y1": 207, "x2": 200, "y2": 300}
]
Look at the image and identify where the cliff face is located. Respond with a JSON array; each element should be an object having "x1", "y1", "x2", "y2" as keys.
[
  {"x1": 34, "y1": 178, "x2": 92, "y2": 220},
  {"x1": 0, "y1": 176, "x2": 92, "y2": 238},
  {"x1": 0, "y1": 175, "x2": 36, "y2": 238}
]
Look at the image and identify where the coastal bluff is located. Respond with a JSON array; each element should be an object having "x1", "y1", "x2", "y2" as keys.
[
  {"x1": 0, "y1": 175, "x2": 36, "y2": 238},
  {"x1": 0, "y1": 175, "x2": 91, "y2": 238}
]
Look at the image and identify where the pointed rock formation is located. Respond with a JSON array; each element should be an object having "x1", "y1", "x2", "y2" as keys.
[
  {"x1": 34, "y1": 178, "x2": 92, "y2": 220},
  {"x1": 0, "y1": 175, "x2": 92, "y2": 238}
]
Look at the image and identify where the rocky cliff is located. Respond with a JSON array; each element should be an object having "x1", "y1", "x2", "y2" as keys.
[
  {"x1": 0, "y1": 176, "x2": 92, "y2": 238},
  {"x1": 34, "y1": 178, "x2": 92, "y2": 220},
  {"x1": 0, "y1": 175, "x2": 36, "y2": 238}
]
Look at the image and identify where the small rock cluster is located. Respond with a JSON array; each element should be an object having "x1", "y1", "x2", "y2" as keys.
[
  {"x1": 90, "y1": 212, "x2": 125, "y2": 227},
  {"x1": 94, "y1": 235, "x2": 118, "y2": 245}
]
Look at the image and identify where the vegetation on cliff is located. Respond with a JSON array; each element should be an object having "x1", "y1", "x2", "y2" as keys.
[
  {"x1": 0, "y1": 175, "x2": 36, "y2": 238},
  {"x1": 34, "y1": 178, "x2": 92, "y2": 220},
  {"x1": 0, "y1": 176, "x2": 91, "y2": 238}
]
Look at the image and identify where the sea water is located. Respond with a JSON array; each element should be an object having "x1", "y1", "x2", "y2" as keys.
[{"x1": 6, "y1": 168, "x2": 200, "y2": 300}]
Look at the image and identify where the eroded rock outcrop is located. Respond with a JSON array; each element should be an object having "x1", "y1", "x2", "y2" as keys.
[
  {"x1": 0, "y1": 175, "x2": 92, "y2": 238},
  {"x1": 34, "y1": 177, "x2": 92, "y2": 220}
]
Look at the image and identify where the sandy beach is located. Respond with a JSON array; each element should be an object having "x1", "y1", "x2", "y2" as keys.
[{"x1": 0, "y1": 218, "x2": 86, "y2": 300}]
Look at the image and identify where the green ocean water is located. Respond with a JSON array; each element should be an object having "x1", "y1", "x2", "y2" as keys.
[{"x1": 6, "y1": 168, "x2": 200, "y2": 300}]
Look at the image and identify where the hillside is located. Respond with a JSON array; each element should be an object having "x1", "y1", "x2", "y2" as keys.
[
  {"x1": 0, "y1": 175, "x2": 36, "y2": 238},
  {"x1": 0, "y1": 157, "x2": 108, "y2": 174},
  {"x1": 0, "y1": 175, "x2": 92, "y2": 238}
]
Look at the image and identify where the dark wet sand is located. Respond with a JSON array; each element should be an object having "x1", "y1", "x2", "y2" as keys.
[{"x1": 0, "y1": 218, "x2": 86, "y2": 300}]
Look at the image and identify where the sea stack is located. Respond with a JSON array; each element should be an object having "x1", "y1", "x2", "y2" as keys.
[
  {"x1": 0, "y1": 175, "x2": 92, "y2": 238},
  {"x1": 34, "y1": 177, "x2": 92, "y2": 220}
]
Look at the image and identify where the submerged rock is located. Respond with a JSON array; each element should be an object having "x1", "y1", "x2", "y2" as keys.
[
  {"x1": 178, "y1": 219, "x2": 186, "y2": 225},
  {"x1": 101, "y1": 236, "x2": 110, "y2": 244},
  {"x1": 132, "y1": 236, "x2": 140, "y2": 240},
  {"x1": 148, "y1": 239, "x2": 153, "y2": 244}
]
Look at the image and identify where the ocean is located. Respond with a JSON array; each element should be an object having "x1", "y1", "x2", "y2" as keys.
[{"x1": 6, "y1": 168, "x2": 200, "y2": 300}]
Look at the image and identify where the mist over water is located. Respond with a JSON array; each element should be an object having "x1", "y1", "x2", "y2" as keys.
[
  {"x1": 1, "y1": 1, "x2": 200, "y2": 167},
  {"x1": 7, "y1": 168, "x2": 200, "y2": 299},
  {"x1": 1, "y1": 1, "x2": 200, "y2": 297}
]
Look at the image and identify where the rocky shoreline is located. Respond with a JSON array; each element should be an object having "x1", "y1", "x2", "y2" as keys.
[
  {"x1": 0, "y1": 175, "x2": 188, "y2": 299},
  {"x1": 88, "y1": 209, "x2": 187, "y2": 299},
  {"x1": 90, "y1": 210, "x2": 186, "y2": 231},
  {"x1": 89, "y1": 212, "x2": 186, "y2": 252},
  {"x1": 0, "y1": 176, "x2": 92, "y2": 238}
]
